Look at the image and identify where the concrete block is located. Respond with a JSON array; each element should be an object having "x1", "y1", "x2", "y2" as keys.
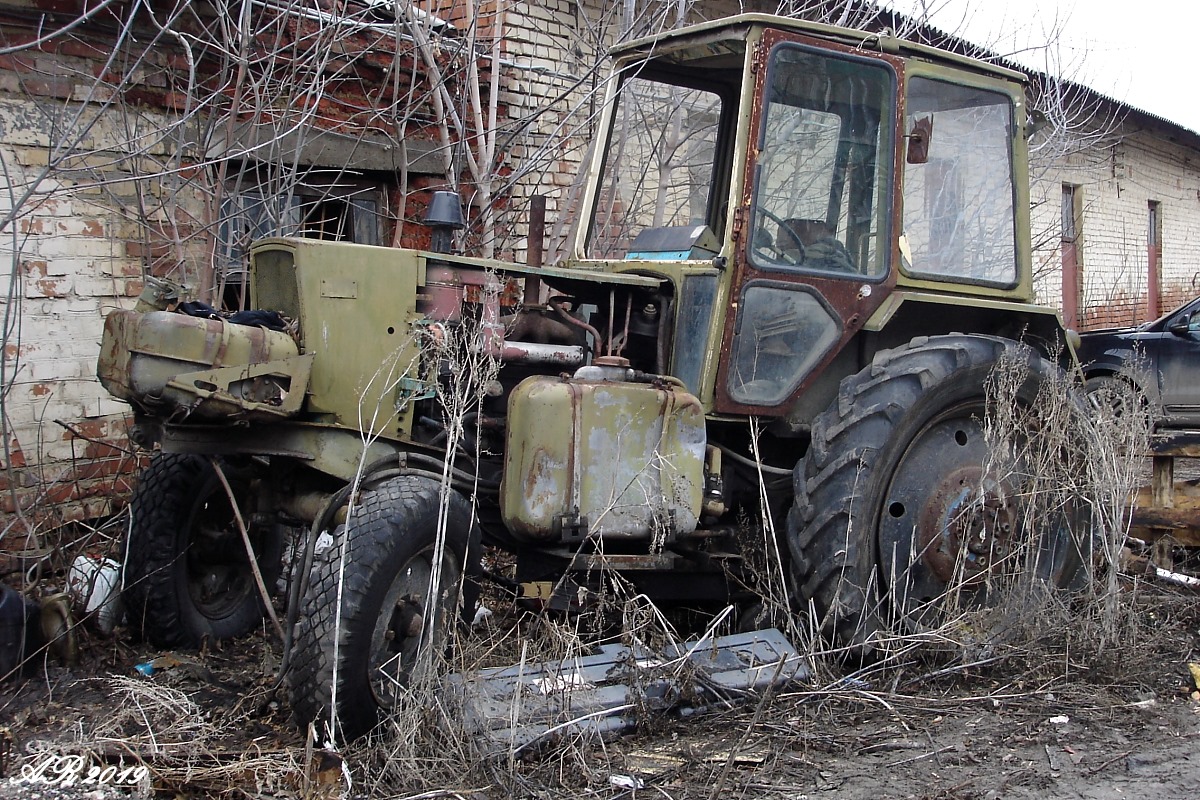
[
  {"x1": 49, "y1": 378, "x2": 103, "y2": 407},
  {"x1": 24, "y1": 275, "x2": 72, "y2": 299},
  {"x1": 0, "y1": 98, "x2": 52, "y2": 146},
  {"x1": 71, "y1": 84, "x2": 115, "y2": 104},
  {"x1": 66, "y1": 297, "x2": 102, "y2": 313},
  {"x1": 33, "y1": 236, "x2": 116, "y2": 259},
  {"x1": 84, "y1": 396, "x2": 129, "y2": 418},
  {"x1": 33, "y1": 196, "x2": 73, "y2": 217},
  {"x1": 13, "y1": 147, "x2": 49, "y2": 167},
  {"x1": 73, "y1": 276, "x2": 123, "y2": 297},
  {"x1": 43, "y1": 439, "x2": 88, "y2": 462}
]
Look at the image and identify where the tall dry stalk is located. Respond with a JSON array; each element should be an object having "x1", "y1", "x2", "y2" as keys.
[
  {"x1": 823, "y1": 345, "x2": 1152, "y2": 672},
  {"x1": 330, "y1": 277, "x2": 502, "y2": 773},
  {"x1": 980, "y1": 347, "x2": 1150, "y2": 647}
]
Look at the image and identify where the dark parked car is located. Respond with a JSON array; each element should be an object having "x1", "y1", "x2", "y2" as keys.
[{"x1": 1076, "y1": 295, "x2": 1200, "y2": 428}]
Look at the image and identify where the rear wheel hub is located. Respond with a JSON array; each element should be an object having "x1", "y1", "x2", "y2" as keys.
[{"x1": 917, "y1": 466, "x2": 1018, "y2": 584}]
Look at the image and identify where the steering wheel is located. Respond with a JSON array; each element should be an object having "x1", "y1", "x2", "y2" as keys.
[{"x1": 751, "y1": 207, "x2": 806, "y2": 265}]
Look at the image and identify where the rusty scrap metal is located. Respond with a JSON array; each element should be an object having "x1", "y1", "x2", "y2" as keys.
[{"x1": 442, "y1": 628, "x2": 808, "y2": 754}]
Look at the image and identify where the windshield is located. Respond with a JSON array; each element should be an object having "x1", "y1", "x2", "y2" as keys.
[
  {"x1": 749, "y1": 44, "x2": 894, "y2": 279},
  {"x1": 587, "y1": 73, "x2": 726, "y2": 259}
]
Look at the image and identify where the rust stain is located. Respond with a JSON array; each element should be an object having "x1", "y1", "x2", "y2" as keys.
[{"x1": 524, "y1": 447, "x2": 549, "y2": 498}]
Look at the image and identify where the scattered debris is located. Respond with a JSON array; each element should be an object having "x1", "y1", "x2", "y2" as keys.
[
  {"x1": 38, "y1": 593, "x2": 77, "y2": 666},
  {"x1": 0, "y1": 584, "x2": 74, "y2": 675},
  {"x1": 66, "y1": 554, "x2": 124, "y2": 633},
  {"x1": 134, "y1": 653, "x2": 186, "y2": 677},
  {"x1": 444, "y1": 628, "x2": 808, "y2": 754},
  {"x1": 1152, "y1": 565, "x2": 1200, "y2": 589},
  {"x1": 609, "y1": 774, "x2": 644, "y2": 790}
]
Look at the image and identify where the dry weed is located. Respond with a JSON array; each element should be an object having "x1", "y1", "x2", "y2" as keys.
[
  {"x1": 340, "y1": 340, "x2": 1168, "y2": 796},
  {"x1": 14, "y1": 676, "x2": 315, "y2": 797}
]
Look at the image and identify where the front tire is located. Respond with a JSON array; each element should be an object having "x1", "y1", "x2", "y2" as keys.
[
  {"x1": 786, "y1": 335, "x2": 1090, "y2": 653},
  {"x1": 123, "y1": 454, "x2": 278, "y2": 647},
  {"x1": 1085, "y1": 373, "x2": 1150, "y2": 424},
  {"x1": 288, "y1": 474, "x2": 480, "y2": 743}
]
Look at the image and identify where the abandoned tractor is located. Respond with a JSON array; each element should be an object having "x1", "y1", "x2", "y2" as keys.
[{"x1": 98, "y1": 14, "x2": 1088, "y2": 741}]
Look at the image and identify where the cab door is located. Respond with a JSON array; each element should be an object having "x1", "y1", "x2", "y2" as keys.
[
  {"x1": 715, "y1": 30, "x2": 903, "y2": 415},
  {"x1": 1157, "y1": 298, "x2": 1200, "y2": 417}
]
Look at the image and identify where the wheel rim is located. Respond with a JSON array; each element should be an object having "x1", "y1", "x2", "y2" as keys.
[
  {"x1": 877, "y1": 401, "x2": 1020, "y2": 629},
  {"x1": 184, "y1": 485, "x2": 255, "y2": 621},
  {"x1": 877, "y1": 400, "x2": 1084, "y2": 631},
  {"x1": 368, "y1": 547, "x2": 458, "y2": 710},
  {"x1": 1087, "y1": 378, "x2": 1148, "y2": 424}
]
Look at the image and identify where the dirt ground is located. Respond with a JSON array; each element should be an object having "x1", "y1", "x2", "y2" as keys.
[{"x1": 2, "y1": 578, "x2": 1199, "y2": 800}]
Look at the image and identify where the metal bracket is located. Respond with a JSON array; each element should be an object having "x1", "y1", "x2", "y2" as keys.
[
  {"x1": 163, "y1": 353, "x2": 314, "y2": 418},
  {"x1": 395, "y1": 377, "x2": 436, "y2": 411},
  {"x1": 555, "y1": 512, "x2": 590, "y2": 543}
]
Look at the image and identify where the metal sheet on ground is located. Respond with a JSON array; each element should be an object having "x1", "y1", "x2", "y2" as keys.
[{"x1": 443, "y1": 628, "x2": 808, "y2": 754}]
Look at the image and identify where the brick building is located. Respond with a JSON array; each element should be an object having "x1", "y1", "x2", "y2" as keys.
[
  {"x1": 0, "y1": 0, "x2": 696, "y2": 531},
  {"x1": 0, "y1": 0, "x2": 457, "y2": 531},
  {"x1": 1029, "y1": 109, "x2": 1200, "y2": 330}
]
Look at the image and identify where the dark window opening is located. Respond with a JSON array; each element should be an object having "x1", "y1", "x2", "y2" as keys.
[{"x1": 217, "y1": 167, "x2": 387, "y2": 309}]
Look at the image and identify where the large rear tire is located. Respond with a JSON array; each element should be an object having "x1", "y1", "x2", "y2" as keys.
[
  {"x1": 288, "y1": 474, "x2": 481, "y2": 743},
  {"x1": 786, "y1": 335, "x2": 1090, "y2": 654},
  {"x1": 123, "y1": 453, "x2": 279, "y2": 647}
]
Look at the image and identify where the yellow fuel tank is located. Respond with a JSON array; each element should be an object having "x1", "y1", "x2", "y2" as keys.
[{"x1": 501, "y1": 369, "x2": 706, "y2": 542}]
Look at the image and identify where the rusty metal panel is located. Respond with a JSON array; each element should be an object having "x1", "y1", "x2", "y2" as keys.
[
  {"x1": 443, "y1": 628, "x2": 808, "y2": 754},
  {"x1": 502, "y1": 375, "x2": 705, "y2": 542},
  {"x1": 97, "y1": 309, "x2": 304, "y2": 420},
  {"x1": 161, "y1": 355, "x2": 313, "y2": 419}
]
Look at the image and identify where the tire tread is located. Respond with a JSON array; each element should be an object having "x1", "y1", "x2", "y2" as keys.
[{"x1": 786, "y1": 334, "x2": 1027, "y2": 651}]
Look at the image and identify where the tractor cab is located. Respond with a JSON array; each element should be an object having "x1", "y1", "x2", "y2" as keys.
[{"x1": 574, "y1": 15, "x2": 1036, "y2": 420}]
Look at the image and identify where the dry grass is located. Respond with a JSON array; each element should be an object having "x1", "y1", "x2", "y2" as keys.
[
  {"x1": 14, "y1": 676, "x2": 312, "y2": 798},
  {"x1": 7, "y1": 572, "x2": 1195, "y2": 799}
]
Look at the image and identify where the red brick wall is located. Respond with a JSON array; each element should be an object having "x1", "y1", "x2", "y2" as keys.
[{"x1": 0, "y1": 1, "x2": 455, "y2": 532}]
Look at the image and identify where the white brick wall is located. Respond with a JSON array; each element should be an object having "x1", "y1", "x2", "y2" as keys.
[
  {"x1": 0, "y1": 85, "x2": 191, "y2": 522},
  {"x1": 1031, "y1": 122, "x2": 1200, "y2": 328}
]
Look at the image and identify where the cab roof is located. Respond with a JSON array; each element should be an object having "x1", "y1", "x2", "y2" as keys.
[{"x1": 611, "y1": 13, "x2": 1026, "y2": 84}]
